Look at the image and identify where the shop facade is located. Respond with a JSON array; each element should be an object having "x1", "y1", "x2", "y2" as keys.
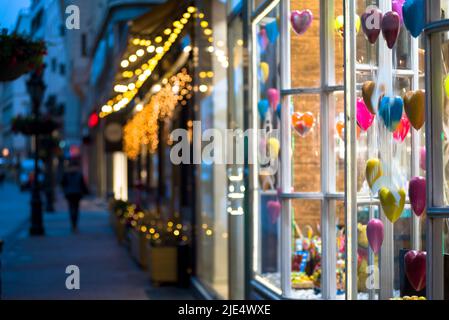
[{"x1": 93, "y1": 0, "x2": 448, "y2": 300}]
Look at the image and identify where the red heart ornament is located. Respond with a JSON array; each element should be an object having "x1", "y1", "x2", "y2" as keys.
[
  {"x1": 381, "y1": 11, "x2": 401, "y2": 49},
  {"x1": 404, "y1": 250, "x2": 426, "y2": 292},
  {"x1": 292, "y1": 111, "x2": 315, "y2": 137},
  {"x1": 393, "y1": 114, "x2": 410, "y2": 142},
  {"x1": 267, "y1": 200, "x2": 281, "y2": 224},
  {"x1": 361, "y1": 7, "x2": 383, "y2": 44}
]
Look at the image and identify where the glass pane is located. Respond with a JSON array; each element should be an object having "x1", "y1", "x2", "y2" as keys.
[
  {"x1": 333, "y1": 91, "x2": 345, "y2": 192},
  {"x1": 253, "y1": 2, "x2": 281, "y2": 291},
  {"x1": 195, "y1": 0, "x2": 229, "y2": 299},
  {"x1": 334, "y1": 0, "x2": 344, "y2": 85},
  {"x1": 291, "y1": 94, "x2": 321, "y2": 193},
  {"x1": 356, "y1": 0, "x2": 379, "y2": 67},
  {"x1": 290, "y1": 0, "x2": 320, "y2": 88},
  {"x1": 394, "y1": 27, "x2": 412, "y2": 70},
  {"x1": 291, "y1": 199, "x2": 322, "y2": 299}
]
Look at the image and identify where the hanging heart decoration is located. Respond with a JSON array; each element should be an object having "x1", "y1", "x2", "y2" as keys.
[
  {"x1": 267, "y1": 88, "x2": 280, "y2": 110},
  {"x1": 379, "y1": 187, "x2": 406, "y2": 223},
  {"x1": 258, "y1": 99, "x2": 269, "y2": 119},
  {"x1": 357, "y1": 98, "x2": 375, "y2": 131},
  {"x1": 265, "y1": 20, "x2": 279, "y2": 44},
  {"x1": 392, "y1": 0, "x2": 405, "y2": 24},
  {"x1": 267, "y1": 137, "x2": 280, "y2": 159},
  {"x1": 393, "y1": 114, "x2": 410, "y2": 142},
  {"x1": 292, "y1": 111, "x2": 315, "y2": 137},
  {"x1": 444, "y1": 75, "x2": 449, "y2": 99},
  {"x1": 260, "y1": 62, "x2": 270, "y2": 83},
  {"x1": 335, "y1": 120, "x2": 361, "y2": 141},
  {"x1": 334, "y1": 15, "x2": 361, "y2": 38},
  {"x1": 381, "y1": 11, "x2": 401, "y2": 49},
  {"x1": 402, "y1": 0, "x2": 426, "y2": 38},
  {"x1": 362, "y1": 81, "x2": 376, "y2": 114},
  {"x1": 420, "y1": 146, "x2": 426, "y2": 171},
  {"x1": 258, "y1": 28, "x2": 269, "y2": 51},
  {"x1": 409, "y1": 176, "x2": 426, "y2": 217},
  {"x1": 367, "y1": 219, "x2": 384, "y2": 254},
  {"x1": 361, "y1": 7, "x2": 383, "y2": 44},
  {"x1": 365, "y1": 158, "x2": 383, "y2": 191},
  {"x1": 403, "y1": 89, "x2": 425, "y2": 130},
  {"x1": 290, "y1": 9, "x2": 313, "y2": 36},
  {"x1": 267, "y1": 200, "x2": 281, "y2": 224},
  {"x1": 378, "y1": 95, "x2": 404, "y2": 132},
  {"x1": 404, "y1": 250, "x2": 426, "y2": 292}
]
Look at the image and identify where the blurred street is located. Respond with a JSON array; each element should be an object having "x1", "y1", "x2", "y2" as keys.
[{"x1": 0, "y1": 184, "x2": 194, "y2": 300}]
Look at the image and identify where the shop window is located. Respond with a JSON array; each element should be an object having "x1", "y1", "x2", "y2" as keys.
[{"x1": 252, "y1": 1, "x2": 281, "y2": 292}]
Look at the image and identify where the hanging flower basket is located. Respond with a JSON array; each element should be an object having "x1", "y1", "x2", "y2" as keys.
[
  {"x1": 0, "y1": 33, "x2": 46, "y2": 82},
  {"x1": 11, "y1": 115, "x2": 59, "y2": 136}
]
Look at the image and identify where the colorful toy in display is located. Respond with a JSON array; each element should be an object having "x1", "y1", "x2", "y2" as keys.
[
  {"x1": 258, "y1": 28, "x2": 269, "y2": 51},
  {"x1": 267, "y1": 200, "x2": 281, "y2": 224},
  {"x1": 362, "y1": 81, "x2": 377, "y2": 114},
  {"x1": 420, "y1": 146, "x2": 426, "y2": 171},
  {"x1": 292, "y1": 111, "x2": 315, "y2": 137},
  {"x1": 335, "y1": 119, "x2": 360, "y2": 140},
  {"x1": 392, "y1": 0, "x2": 405, "y2": 24},
  {"x1": 409, "y1": 176, "x2": 426, "y2": 217},
  {"x1": 404, "y1": 250, "x2": 426, "y2": 292},
  {"x1": 379, "y1": 187, "x2": 406, "y2": 223},
  {"x1": 265, "y1": 20, "x2": 279, "y2": 44},
  {"x1": 445, "y1": 74, "x2": 449, "y2": 99},
  {"x1": 393, "y1": 114, "x2": 410, "y2": 142},
  {"x1": 378, "y1": 95, "x2": 404, "y2": 132},
  {"x1": 365, "y1": 158, "x2": 383, "y2": 191},
  {"x1": 361, "y1": 7, "x2": 383, "y2": 44},
  {"x1": 367, "y1": 219, "x2": 384, "y2": 254},
  {"x1": 403, "y1": 90, "x2": 425, "y2": 130},
  {"x1": 267, "y1": 88, "x2": 280, "y2": 110},
  {"x1": 402, "y1": 0, "x2": 426, "y2": 38},
  {"x1": 258, "y1": 99, "x2": 269, "y2": 118},
  {"x1": 267, "y1": 137, "x2": 280, "y2": 158},
  {"x1": 381, "y1": 11, "x2": 401, "y2": 49},
  {"x1": 334, "y1": 15, "x2": 361, "y2": 38},
  {"x1": 356, "y1": 98, "x2": 375, "y2": 131},
  {"x1": 290, "y1": 9, "x2": 313, "y2": 36}
]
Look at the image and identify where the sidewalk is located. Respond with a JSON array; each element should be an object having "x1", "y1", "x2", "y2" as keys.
[{"x1": 1, "y1": 196, "x2": 195, "y2": 300}]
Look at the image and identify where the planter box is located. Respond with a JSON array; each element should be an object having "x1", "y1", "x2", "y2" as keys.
[
  {"x1": 129, "y1": 228, "x2": 148, "y2": 268},
  {"x1": 114, "y1": 216, "x2": 127, "y2": 245},
  {"x1": 147, "y1": 245, "x2": 178, "y2": 284}
]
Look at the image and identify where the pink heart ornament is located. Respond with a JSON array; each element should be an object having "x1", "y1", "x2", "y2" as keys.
[
  {"x1": 267, "y1": 200, "x2": 281, "y2": 224},
  {"x1": 267, "y1": 88, "x2": 280, "y2": 110},
  {"x1": 409, "y1": 176, "x2": 426, "y2": 217},
  {"x1": 290, "y1": 10, "x2": 313, "y2": 36},
  {"x1": 366, "y1": 219, "x2": 384, "y2": 254},
  {"x1": 356, "y1": 98, "x2": 375, "y2": 131}
]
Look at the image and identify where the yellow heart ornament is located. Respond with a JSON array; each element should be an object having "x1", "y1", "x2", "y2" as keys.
[
  {"x1": 260, "y1": 62, "x2": 269, "y2": 83},
  {"x1": 268, "y1": 137, "x2": 280, "y2": 159},
  {"x1": 365, "y1": 158, "x2": 383, "y2": 191},
  {"x1": 379, "y1": 187, "x2": 406, "y2": 223}
]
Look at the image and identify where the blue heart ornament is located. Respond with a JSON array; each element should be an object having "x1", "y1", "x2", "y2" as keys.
[
  {"x1": 378, "y1": 96, "x2": 404, "y2": 132},
  {"x1": 276, "y1": 103, "x2": 281, "y2": 119},
  {"x1": 258, "y1": 99, "x2": 270, "y2": 119},
  {"x1": 402, "y1": 0, "x2": 426, "y2": 38},
  {"x1": 265, "y1": 20, "x2": 279, "y2": 44}
]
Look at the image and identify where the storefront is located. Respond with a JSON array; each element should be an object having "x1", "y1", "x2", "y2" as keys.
[
  {"x1": 98, "y1": 0, "x2": 447, "y2": 300},
  {"x1": 239, "y1": 0, "x2": 444, "y2": 300}
]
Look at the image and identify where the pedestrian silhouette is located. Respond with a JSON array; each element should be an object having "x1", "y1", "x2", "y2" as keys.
[{"x1": 61, "y1": 161, "x2": 88, "y2": 233}]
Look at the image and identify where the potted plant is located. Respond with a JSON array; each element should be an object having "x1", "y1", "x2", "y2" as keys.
[{"x1": 0, "y1": 31, "x2": 46, "y2": 82}]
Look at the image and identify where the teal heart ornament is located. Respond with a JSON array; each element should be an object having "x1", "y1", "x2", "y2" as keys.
[
  {"x1": 402, "y1": 0, "x2": 426, "y2": 38},
  {"x1": 379, "y1": 96, "x2": 404, "y2": 132},
  {"x1": 258, "y1": 99, "x2": 269, "y2": 119},
  {"x1": 265, "y1": 20, "x2": 279, "y2": 44},
  {"x1": 276, "y1": 103, "x2": 281, "y2": 119}
]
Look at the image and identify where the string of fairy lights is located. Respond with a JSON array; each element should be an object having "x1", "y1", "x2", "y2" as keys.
[{"x1": 99, "y1": 5, "x2": 228, "y2": 119}]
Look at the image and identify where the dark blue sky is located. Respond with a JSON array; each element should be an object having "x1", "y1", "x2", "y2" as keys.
[{"x1": 0, "y1": 0, "x2": 30, "y2": 31}]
